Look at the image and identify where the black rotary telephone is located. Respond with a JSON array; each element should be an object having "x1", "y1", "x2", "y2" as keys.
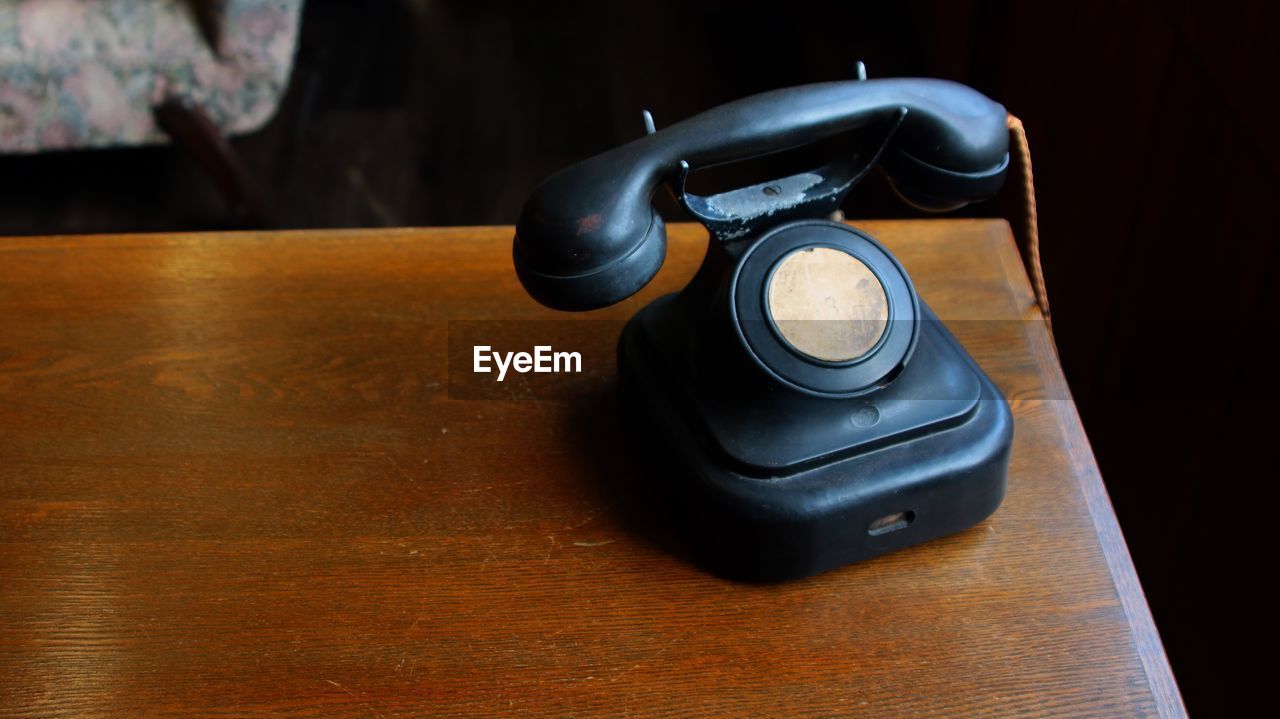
[{"x1": 513, "y1": 76, "x2": 1014, "y2": 580}]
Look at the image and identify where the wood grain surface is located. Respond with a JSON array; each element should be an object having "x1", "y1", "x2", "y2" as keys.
[{"x1": 0, "y1": 221, "x2": 1184, "y2": 718}]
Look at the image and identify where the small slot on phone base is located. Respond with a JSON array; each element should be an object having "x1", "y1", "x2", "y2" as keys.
[{"x1": 868, "y1": 510, "x2": 915, "y2": 536}]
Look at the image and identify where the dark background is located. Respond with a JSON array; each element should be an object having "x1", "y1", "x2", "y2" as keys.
[{"x1": 2, "y1": 1, "x2": 1274, "y2": 714}]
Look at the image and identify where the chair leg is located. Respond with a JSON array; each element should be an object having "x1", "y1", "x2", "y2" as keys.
[
  {"x1": 154, "y1": 98, "x2": 270, "y2": 227},
  {"x1": 187, "y1": 0, "x2": 228, "y2": 55}
]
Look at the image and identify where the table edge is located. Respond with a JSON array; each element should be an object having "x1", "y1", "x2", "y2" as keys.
[{"x1": 991, "y1": 224, "x2": 1187, "y2": 719}]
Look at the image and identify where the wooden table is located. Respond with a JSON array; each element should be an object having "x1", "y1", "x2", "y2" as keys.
[{"x1": 0, "y1": 221, "x2": 1184, "y2": 718}]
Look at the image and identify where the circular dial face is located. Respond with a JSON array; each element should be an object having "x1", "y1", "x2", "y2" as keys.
[{"x1": 766, "y1": 246, "x2": 889, "y2": 362}]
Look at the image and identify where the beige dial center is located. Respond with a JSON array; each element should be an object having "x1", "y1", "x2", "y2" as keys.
[{"x1": 766, "y1": 246, "x2": 889, "y2": 362}]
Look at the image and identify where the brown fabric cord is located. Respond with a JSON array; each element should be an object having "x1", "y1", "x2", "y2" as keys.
[{"x1": 1006, "y1": 115, "x2": 1054, "y2": 342}]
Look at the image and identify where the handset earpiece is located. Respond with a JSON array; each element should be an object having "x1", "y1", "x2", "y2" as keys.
[
  {"x1": 877, "y1": 82, "x2": 1011, "y2": 211},
  {"x1": 879, "y1": 126, "x2": 1010, "y2": 212},
  {"x1": 513, "y1": 78, "x2": 1009, "y2": 310}
]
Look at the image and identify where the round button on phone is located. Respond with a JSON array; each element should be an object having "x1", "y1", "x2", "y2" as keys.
[{"x1": 766, "y1": 246, "x2": 889, "y2": 362}]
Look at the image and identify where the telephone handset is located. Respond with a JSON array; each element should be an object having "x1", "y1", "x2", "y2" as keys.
[
  {"x1": 514, "y1": 77, "x2": 1014, "y2": 580},
  {"x1": 514, "y1": 78, "x2": 1009, "y2": 311}
]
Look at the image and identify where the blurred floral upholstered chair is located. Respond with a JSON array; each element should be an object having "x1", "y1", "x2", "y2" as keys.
[{"x1": 0, "y1": 0, "x2": 304, "y2": 221}]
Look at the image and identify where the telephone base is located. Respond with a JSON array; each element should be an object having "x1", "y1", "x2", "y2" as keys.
[{"x1": 617, "y1": 298, "x2": 1013, "y2": 581}]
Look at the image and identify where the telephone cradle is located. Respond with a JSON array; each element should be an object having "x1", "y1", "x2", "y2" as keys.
[{"x1": 514, "y1": 76, "x2": 1016, "y2": 579}]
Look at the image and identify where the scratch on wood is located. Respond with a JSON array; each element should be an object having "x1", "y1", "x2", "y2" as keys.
[
  {"x1": 610, "y1": 629, "x2": 691, "y2": 682},
  {"x1": 380, "y1": 452, "x2": 419, "y2": 484},
  {"x1": 406, "y1": 613, "x2": 424, "y2": 634},
  {"x1": 565, "y1": 503, "x2": 615, "y2": 530},
  {"x1": 573, "y1": 540, "x2": 615, "y2": 547},
  {"x1": 325, "y1": 679, "x2": 357, "y2": 696}
]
